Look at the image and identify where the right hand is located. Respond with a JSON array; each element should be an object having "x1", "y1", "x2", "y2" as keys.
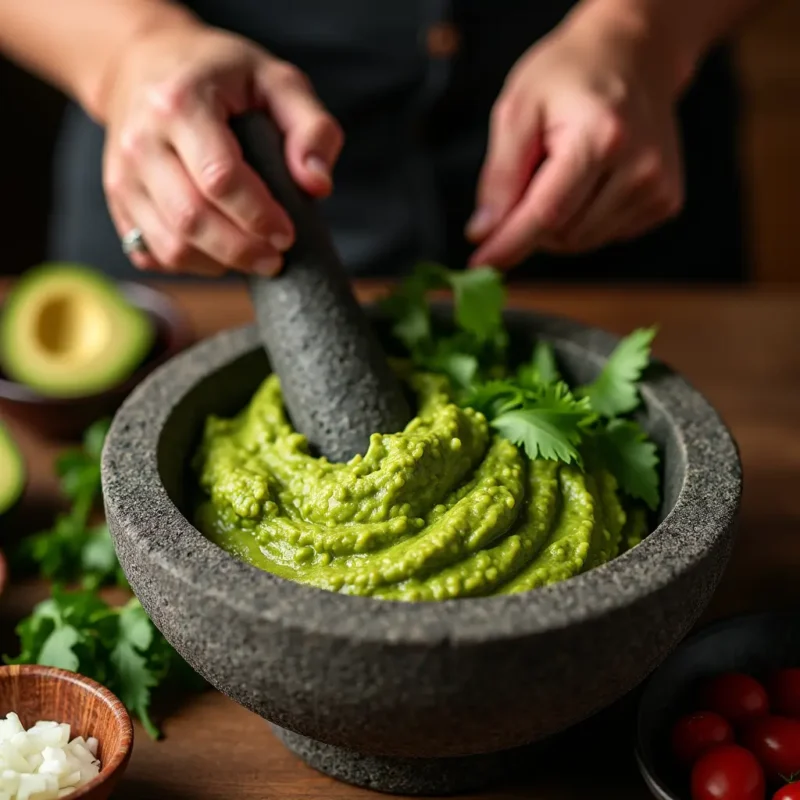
[{"x1": 101, "y1": 22, "x2": 343, "y2": 277}]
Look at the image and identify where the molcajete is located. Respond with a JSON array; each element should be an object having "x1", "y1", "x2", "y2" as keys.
[{"x1": 101, "y1": 308, "x2": 742, "y2": 794}]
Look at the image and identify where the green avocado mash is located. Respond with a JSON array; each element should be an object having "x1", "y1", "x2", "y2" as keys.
[{"x1": 194, "y1": 370, "x2": 648, "y2": 601}]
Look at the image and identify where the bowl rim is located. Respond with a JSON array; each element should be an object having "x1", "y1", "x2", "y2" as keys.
[
  {"x1": 0, "y1": 664, "x2": 133, "y2": 798},
  {"x1": 102, "y1": 307, "x2": 742, "y2": 645},
  {"x1": 0, "y1": 281, "x2": 191, "y2": 404},
  {"x1": 634, "y1": 609, "x2": 800, "y2": 800}
]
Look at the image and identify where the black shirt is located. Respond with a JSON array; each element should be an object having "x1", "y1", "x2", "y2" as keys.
[{"x1": 49, "y1": 0, "x2": 745, "y2": 281}]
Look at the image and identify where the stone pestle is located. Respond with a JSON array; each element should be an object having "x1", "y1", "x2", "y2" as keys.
[{"x1": 230, "y1": 112, "x2": 411, "y2": 463}]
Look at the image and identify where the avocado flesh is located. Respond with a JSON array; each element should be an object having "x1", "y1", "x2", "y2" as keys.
[
  {"x1": 0, "y1": 263, "x2": 155, "y2": 397},
  {"x1": 0, "y1": 421, "x2": 25, "y2": 516}
]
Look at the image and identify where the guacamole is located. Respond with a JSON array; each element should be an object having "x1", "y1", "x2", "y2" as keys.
[{"x1": 194, "y1": 371, "x2": 647, "y2": 601}]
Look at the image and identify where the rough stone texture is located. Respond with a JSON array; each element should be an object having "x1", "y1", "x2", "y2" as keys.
[
  {"x1": 102, "y1": 308, "x2": 742, "y2": 795},
  {"x1": 232, "y1": 112, "x2": 410, "y2": 462}
]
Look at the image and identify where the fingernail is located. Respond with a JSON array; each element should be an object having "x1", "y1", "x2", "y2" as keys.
[
  {"x1": 305, "y1": 155, "x2": 330, "y2": 179},
  {"x1": 253, "y1": 255, "x2": 282, "y2": 277},
  {"x1": 465, "y1": 207, "x2": 494, "y2": 241},
  {"x1": 269, "y1": 232, "x2": 293, "y2": 252}
]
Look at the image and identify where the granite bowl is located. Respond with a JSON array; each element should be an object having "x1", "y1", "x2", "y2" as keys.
[
  {"x1": 637, "y1": 611, "x2": 800, "y2": 799},
  {"x1": 102, "y1": 309, "x2": 742, "y2": 795},
  {"x1": 0, "y1": 281, "x2": 192, "y2": 440}
]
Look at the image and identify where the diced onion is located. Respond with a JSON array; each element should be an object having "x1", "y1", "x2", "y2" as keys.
[{"x1": 0, "y1": 714, "x2": 101, "y2": 800}]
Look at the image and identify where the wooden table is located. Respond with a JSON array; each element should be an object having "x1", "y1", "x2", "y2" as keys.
[{"x1": 4, "y1": 281, "x2": 800, "y2": 799}]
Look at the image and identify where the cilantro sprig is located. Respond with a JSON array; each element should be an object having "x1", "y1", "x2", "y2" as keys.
[
  {"x1": 16, "y1": 419, "x2": 127, "y2": 589},
  {"x1": 384, "y1": 264, "x2": 662, "y2": 511},
  {"x1": 10, "y1": 419, "x2": 204, "y2": 738},
  {"x1": 5, "y1": 588, "x2": 201, "y2": 739}
]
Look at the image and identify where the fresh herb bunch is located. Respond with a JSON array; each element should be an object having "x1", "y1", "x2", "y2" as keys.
[
  {"x1": 16, "y1": 419, "x2": 127, "y2": 590},
  {"x1": 5, "y1": 588, "x2": 201, "y2": 739},
  {"x1": 383, "y1": 264, "x2": 660, "y2": 511},
  {"x1": 11, "y1": 419, "x2": 204, "y2": 738}
]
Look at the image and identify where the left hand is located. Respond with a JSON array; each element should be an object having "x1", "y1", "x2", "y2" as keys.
[{"x1": 466, "y1": 5, "x2": 688, "y2": 268}]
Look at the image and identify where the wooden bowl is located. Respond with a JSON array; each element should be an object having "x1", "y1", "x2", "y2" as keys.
[
  {"x1": 0, "y1": 665, "x2": 133, "y2": 800},
  {"x1": 0, "y1": 282, "x2": 192, "y2": 440}
]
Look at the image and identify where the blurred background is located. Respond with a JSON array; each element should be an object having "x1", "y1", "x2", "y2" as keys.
[{"x1": 0, "y1": 0, "x2": 797, "y2": 283}]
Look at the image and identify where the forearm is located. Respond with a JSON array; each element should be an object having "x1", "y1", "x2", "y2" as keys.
[
  {"x1": 566, "y1": 0, "x2": 769, "y2": 92},
  {"x1": 0, "y1": 0, "x2": 197, "y2": 120}
]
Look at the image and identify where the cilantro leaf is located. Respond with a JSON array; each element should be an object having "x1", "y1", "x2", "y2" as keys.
[
  {"x1": 491, "y1": 383, "x2": 592, "y2": 464},
  {"x1": 83, "y1": 419, "x2": 111, "y2": 461},
  {"x1": 517, "y1": 341, "x2": 560, "y2": 388},
  {"x1": 580, "y1": 328, "x2": 656, "y2": 417},
  {"x1": 5, "y1": 589, "x2": 201, "y2": 740},
  {"x1": 38, "y1": 625, "x2": 80, "y2": 671},
  {"x1": 460, "y1": 381, "x2": 522, "y2": 419},
  {"x1": 593, "y1": 419, "x2": 660, "y2": 510},
  {"x1": 447, "y1": 268, "x2": 505, "y2": 341},
  {"x1": 423, "y1": 351, "x2": 479, "y2": 389}
]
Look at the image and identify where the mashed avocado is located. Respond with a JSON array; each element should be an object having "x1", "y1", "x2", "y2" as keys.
[{"x1": 194, "y1": 371, "x2": 647, "y2": 601}]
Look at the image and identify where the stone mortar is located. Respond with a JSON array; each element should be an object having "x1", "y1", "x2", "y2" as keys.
[{"x1": 102, "y1": 308, "x2": 742, "y2": 795}]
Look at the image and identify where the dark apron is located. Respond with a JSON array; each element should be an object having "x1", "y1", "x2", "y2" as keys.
[{"x1": 49, "y1": 0, "x2": 745, "y2": 281}]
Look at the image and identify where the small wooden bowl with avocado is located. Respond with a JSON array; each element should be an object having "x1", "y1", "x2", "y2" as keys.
[{"x1": 0, "y1": 264, "x2": 191, "y2": 440}]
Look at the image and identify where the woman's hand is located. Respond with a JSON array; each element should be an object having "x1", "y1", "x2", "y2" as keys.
[
  {"x1": 102, "y1": 22, "x2": 343, "y2": 276},
  {"x1": 467, "y1": 4, "x2": 690, "y2": 268}
]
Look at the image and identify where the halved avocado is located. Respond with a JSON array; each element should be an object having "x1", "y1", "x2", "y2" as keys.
[
  {"x1": 0, "y1": 420, "x2": 25, "y2": 517},
  {"x1": 0, "y1": 263, "x2": 155, "y2": 397}
]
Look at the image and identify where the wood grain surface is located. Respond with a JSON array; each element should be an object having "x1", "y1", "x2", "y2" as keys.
[
  {"x1": 2, "y1": 280, "x2": 800, "y2": 799},
  {"x1": 0, "y1": 665, "x2": 133, "y2": 800}
]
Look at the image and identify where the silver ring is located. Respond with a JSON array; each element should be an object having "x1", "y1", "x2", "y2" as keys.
[{"x1": 121, "y1": 228, "x2": 148, "y2": 256}]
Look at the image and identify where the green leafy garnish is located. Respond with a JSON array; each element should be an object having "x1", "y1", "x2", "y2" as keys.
[
  {"x1": 12, "y1": 418, "x2": 202, "y2": 738},
  {"x1": 384, "y1": 263, "x2": 661, "y2": 508},
  {"x1": 591, "y1": 420, "x2": 660, "y2": 510},
  {"x1": 491, "y1": 383, "x2": 592, "y2": 465},
  {"x1": 16, "y1": 419, "x2": 127, "y2": 590},
  {"x1": 5, "y1": 588, "x2": 200, "y2": 739},
  {"x1": 579, "y1": 327, "x2": 657, "y2": 417}
]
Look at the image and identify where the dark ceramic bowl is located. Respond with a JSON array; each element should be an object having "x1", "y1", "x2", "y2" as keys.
[
  {"x1": 636, "y1": 611, "x2": 800, "y2": 800},
  {"x1": 0, "y1": 282, "x2": 192, "y2": 440},
  {"x1": 102, "y1": 309, "x2": 743, "y2": 795}
]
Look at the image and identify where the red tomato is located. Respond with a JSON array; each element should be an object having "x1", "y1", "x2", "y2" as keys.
[
  {"x1": 673, "y1": 711, "x2": 736, "y2": 766},
  {"x1": 741, "y1": 716, "x2": 800, "y2": 783},
  {"x1": 691, "y1": 745, "x2": 766, "y2": 800},
  {"x1": 769, "y1": 671, "x2": 800, "y2": 720},
  {"x1": 703, "y1": 673, "x2": 770, "y2": 725},
  {"x1": 774, "y1": 784, "x2": 800, "y2": 800}
]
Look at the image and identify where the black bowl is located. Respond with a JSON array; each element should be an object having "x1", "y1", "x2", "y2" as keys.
[
  {"x1": 0, "y1": 282, "x2": 192, "y2": 440},
  {"x1": 636, "y1": 611, "x2": 800, "y2": 799}
]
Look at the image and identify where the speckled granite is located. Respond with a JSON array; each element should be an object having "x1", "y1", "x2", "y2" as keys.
[
  {"x1": 102, "y1": 308, "x2": 742, "y2": 795},
  {"x1": 234, "y1": 112, "x2": 410, "y2": 462}
]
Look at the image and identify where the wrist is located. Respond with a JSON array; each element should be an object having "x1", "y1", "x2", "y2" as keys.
[
  {"x1": 563, "y1": 0, "x2": 701, "y2": 96},
  {"x1": 77, "y1": 1, "x2": 199, "y2": 122}
]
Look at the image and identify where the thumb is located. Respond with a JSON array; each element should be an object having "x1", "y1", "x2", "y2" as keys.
[
  {"x1": 467, "y1": 97, "x2": 544, "y2": 244},
  {"x1": 255, "y1": 59, "x2": 344, "y2": 197}
]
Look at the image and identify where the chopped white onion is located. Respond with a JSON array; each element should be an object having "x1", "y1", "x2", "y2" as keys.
[{"x1": 0, "y1": 714, "x2": 101, "y2": 799}]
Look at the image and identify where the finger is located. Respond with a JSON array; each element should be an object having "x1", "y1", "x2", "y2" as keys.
[
  {"x1": 169, "y1": 103, "x2": 295, "y2": 250},
  {"x1": 470, "y1": 129, "x2": 607, "y2": 268},
  {"x1": 255, "y1": 60, "x2": 344, "y2": 198},
  {"x1": 466, "y1": 95, "x2": 543, "y2": 243},
  {"x1": 565, "y1": 152, "x2": 662, "y2": 246},
  {"x1": 118, "y1": 185, "x2": 229, "y2": 277},
  {"x1": 140, "y1": 144, "x2": 283, "y2": 276}
]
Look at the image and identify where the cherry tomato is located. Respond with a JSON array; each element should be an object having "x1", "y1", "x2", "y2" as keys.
[
  {"x1": 774, "y1": 784, "x2": 800, "y2": 800},
  {"x1": 741, "y1": 716, "x2": 800, "y2": 783},
  {"x1": 673, "y1": 711, "x2": 736, "y2": 766},
  {"x1": 691, "y1": 745, "x2": 766, "y2": 800},
  {"x1": 769, "y1": 671, "x2": 800, "y2": 720},
  {"x1": 703, "y1": 673, "x2": 770, "y2": 725}
]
